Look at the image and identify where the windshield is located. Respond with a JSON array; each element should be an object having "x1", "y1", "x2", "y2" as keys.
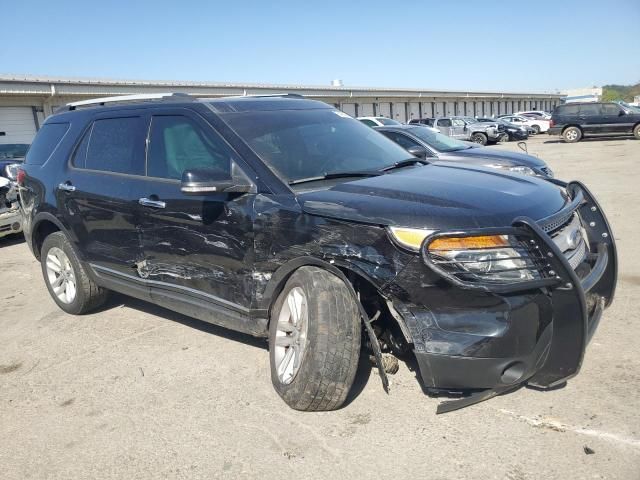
[
  {"x1": 377, "y1": 117, "x2": 402, "y2": 125},
  {"x1": 0, "y1": 144, "x2": 29, "y2": 159},
  {"x1": 220, "y1": 108, "x2": 412, "y2": 183},
  {"x1": 407, "y1": 127, "x2": 470, "y2": 152}
]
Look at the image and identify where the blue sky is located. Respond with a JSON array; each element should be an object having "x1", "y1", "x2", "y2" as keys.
[{"x1": 2, "y1": 0, "x2": 638, "y2": 92}]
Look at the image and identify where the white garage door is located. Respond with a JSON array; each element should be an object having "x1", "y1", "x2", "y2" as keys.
[
  {"x1": 0, "y1": 107, "x2": 37, "y2": 144},
  {"x1": 340, "y1": 103, "x2": 356, "y2": 117}
]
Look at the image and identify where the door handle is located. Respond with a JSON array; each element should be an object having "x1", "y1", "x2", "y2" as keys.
[
  {"x1": 138, "y1": 197, "x2": 166, "y2": 209},
  {"x1": 58, "y1": 182, "x2": 76, "y2": 193}
]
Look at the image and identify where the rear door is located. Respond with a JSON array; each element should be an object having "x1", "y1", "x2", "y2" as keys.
[
  {"x1": 63, "y1": 111, "x2": 146, "y2": 278},
  {"x1": 130, "y1": 109, "x2": 257, "y2": 323},
  {"x1": 578, "y1": 103, "x2": 603, "y2": 135}
]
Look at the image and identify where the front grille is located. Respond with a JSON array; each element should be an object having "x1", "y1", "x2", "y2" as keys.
[{"x1": 547, "y1": 213, "x2": 589, "y2": 270}]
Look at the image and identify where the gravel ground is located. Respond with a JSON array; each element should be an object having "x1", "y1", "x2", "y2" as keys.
[{"x1": 1, "y1": 134, "x2": 639, "y2": 480}]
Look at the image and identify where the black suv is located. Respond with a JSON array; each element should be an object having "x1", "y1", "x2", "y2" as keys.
[
  {"x1": 549, "y1": 102, "x2": 640, "y2": 142},
  {"x1": 18, "y1": 94, "x2": 617, "y2": 413}
]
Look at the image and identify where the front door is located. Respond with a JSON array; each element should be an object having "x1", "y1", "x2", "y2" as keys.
[
  {"x1": 131, "y1": 111, "x2": 257, "y2": 327},
  {"x1": 599, "y1": 103, "x2": 633, "y2": 134}
]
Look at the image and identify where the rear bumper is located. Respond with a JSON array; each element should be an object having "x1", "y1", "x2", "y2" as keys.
[
  {"x1": 389, "y1": 182, "x2": 617, "y2": 392},
  {"x1": 548, "y1": 127, "x2": 563, "y2": 136}
]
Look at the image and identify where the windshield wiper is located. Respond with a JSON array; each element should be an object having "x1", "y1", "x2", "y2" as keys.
[
  {"x1": 288, "y1": 171, "x2": 381, "y2": 186},
  {"x1": 379, "y1": 158, "x2": 429, "y2": 172}
]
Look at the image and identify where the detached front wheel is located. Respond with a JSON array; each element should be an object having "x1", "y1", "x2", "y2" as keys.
[{"x1": 269, "y1": 267, "x2": 361, "y2": 411}]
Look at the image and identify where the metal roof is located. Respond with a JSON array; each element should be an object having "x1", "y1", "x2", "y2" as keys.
[{"x1": 0, "y1": 74, "x2": 563, "y2": 99}]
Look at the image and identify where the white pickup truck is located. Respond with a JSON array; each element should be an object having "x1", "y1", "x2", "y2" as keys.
[{"x1": 498, "y1": 114, "x2": 550, "y2": 134}]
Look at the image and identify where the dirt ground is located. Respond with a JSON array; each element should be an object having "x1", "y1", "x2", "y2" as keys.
[{"x1": 1, "y1": 134, "x2": 639, "y2": 480}]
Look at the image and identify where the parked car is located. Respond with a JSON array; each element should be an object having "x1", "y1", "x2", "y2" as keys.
[
  {"x1": 19, "y1": 93, "x2": 616, "y2": 413},
  {"x1": 499, "y1": 114, "x2": 550, "y2": 134},
  {"x1": 517, "y1": 111, "x2": 551, "y2": 120},
  {"x1": 0, "y1": 144, "x2": 27, "y2": 239},
  {"x1": 375, "y1": 125, "x2": 549, "y2": 176},
  {"x1": 357, "y1": 116, "x2": 402, "y2": 127},
  {"x1": 409, "y1": 116, "x2": 505, "y2": 145},
  {"x1": 475, "y1": 117, "x2": 529, "y2": 141},
  {"x1": 549, "y1": 102, "x2": 640, "y2": 143}
]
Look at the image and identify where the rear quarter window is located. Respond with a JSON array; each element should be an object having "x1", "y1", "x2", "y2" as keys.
[{"x1": 25, "y1": 123, "x2": 70, "y2": 165}]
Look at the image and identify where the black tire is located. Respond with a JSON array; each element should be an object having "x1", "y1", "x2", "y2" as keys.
[
  {"x1": 633, "y1": 124, "x2": 640, "y2": 140},
  {"x1": 563, "y1": 126, "x2": 582, "y2": 143},
  {"x1": 500, "y1": 134, "x2": 510, "y2": 143},
  {"x1": 471, "y1": 132, "x2": 488, "y2": 145},
  {"x1": 41, "y1": 231, "x2": 109, "y2": 315},
  {"x1": 269, "y1": 266, "x2": 361, "y2": 411},
  {"x1": 531, "y1": 124, "x2": 541, "y2": 134}
]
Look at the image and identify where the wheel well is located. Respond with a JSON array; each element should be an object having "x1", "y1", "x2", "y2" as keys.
[
  {"x1": 562, "y1": 124, "x2": 582, "y2": 133},
  {"x1": 266, "y1": 263, "x2": 413, "y2": 353},
  {"x1": 32, "y1": 220, "x2": 60, "y2": 259}
]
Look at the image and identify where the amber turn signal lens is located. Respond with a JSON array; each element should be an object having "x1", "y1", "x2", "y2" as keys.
[{"x1": 428, "y1": 235, "x2": 510, "y2": 251}]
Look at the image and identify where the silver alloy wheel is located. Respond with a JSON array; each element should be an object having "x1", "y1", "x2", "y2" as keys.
[
  {"x1": 566, "y1": 129, "x2": 578, "y2": 141},
  {"x1": 46, "y1": 247, "x2": 77, "y2": 304},
  {"x1": 274, "y1": 286, "x2": 308, "y2": 385}
]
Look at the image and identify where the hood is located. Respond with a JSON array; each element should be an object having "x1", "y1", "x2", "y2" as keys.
[
  {"x1": 297, "y1": 162, "x2": 566, "y2": 229},
  {"x1": 439, "y1": 147, "x2": 547, "y2": 169}
]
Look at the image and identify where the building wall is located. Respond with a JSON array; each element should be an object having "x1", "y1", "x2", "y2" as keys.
[{"x1": 0, "y1": 76, "x2": 563, "y2": 144}]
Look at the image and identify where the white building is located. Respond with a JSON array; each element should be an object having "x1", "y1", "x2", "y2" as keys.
[
  {"x1": 0, "y1": 74, "x2": 563, "y2": 144},
  {"x1": 563, "y1": 87, "x2": 602, "y2": 104}
]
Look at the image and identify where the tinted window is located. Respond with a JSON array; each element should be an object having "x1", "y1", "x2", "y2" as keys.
[
  {"x1": 359, "y1": 119, "x2": 377, "y2": 127},
  {"x1": 71, "y1": 125, "x2": 92, "y2": 168},
  {"x1": 437, "y1": 119, "x2": 452, "y2": 127},
  {"x1": 556, "y1": 105, "x2": 580, "y2": 116},
  {"x1": 147, "y1": 115, "x2": 231, "y2": 180},
  {"x1": 25, "y1": 123, "x2": 69, "y2": 165},
  {"x1": 601, "y1": 104, "x2": 622, "y2": 115},
  {"x1": 382, "y1": 131, "x2": 421, "y2": 150},
  {"x1": 83, "y1": 117, "x2": 144, "y2": 175},
  {"x1": 579, "y1": 104, "x2": 600, "y2": 116},
  {"x1": 407, "y1": 127, "x2": 470, "y2": 152}
]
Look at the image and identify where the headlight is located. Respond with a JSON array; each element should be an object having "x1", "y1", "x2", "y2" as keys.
[
  {"x1": 388, "y1": 226, "x2": 435, "y2": 251},
  {"x1": 425, "y1": 234, "x2": 542, "y2": 283},
  {"x1": 483, "y1": 164, "x2": 536, "y2": 176}
]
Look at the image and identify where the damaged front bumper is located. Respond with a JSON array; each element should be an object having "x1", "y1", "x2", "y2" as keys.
[
  {"x1": 385, "y1": 181, "x2": 617, "y2": 411},
  {"x1": 0, "y1": 205, "x2": 22, "y2": 239}
]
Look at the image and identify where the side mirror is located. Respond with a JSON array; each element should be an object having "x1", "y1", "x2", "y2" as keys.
[
  {"x1": 406, "y1": 145, "x2": 428, "y2": 159},
  {"x1": 181, "y1": 168, "x2": 252, "y2": 195},
  {"x1": 619, "y1": 110, "x2": 626, "y2": 116}
]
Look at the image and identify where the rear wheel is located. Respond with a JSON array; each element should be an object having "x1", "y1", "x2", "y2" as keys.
[
  {"x1": 471, "y1": 132, "x2": 488, "y2": 145},
  {"x1": 633, "y1": 124, "x2": 640, "y2": 140},
  {"x1": 41, "y1": 232, "x2": 108, "y2": 314},
  {"x1": 563, "y1": 126, "x2": 582, "y2": 143},
  {"x1": 531, "y1": 124, "x2": 541, "y2": 134},
  {"x1": 269, "y1": 267, "x2": 361, "y2": 411}
]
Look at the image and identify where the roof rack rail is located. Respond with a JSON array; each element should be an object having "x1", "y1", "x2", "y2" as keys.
[
  {"x1": 60, "y1": 92, "x2": 194, "y2": 111},
  {"x1": 236, "y1": 93, "x2": 304, "y2": 99}
]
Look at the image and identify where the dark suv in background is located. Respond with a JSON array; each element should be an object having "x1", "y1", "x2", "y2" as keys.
[
  {"x1": 18, "y1": 94, "x2": 616, "y2": 413},
  {"x1": 549, "y1": 102, "x2": 640, "y2": 142}
]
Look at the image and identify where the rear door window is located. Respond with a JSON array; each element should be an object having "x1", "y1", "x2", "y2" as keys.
[
  {"x1": 25, "y1": 123, "x2": 70, "y2": 165},
  {"x1": 579, "y1": 104, "x2": 600, "y2": 116},
  {"x1": 437, "y1": 119, "x2": 452, "y2": 127},
  {"x1": 74, "y1": 117, "x2": 145, "y2": 175}
]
